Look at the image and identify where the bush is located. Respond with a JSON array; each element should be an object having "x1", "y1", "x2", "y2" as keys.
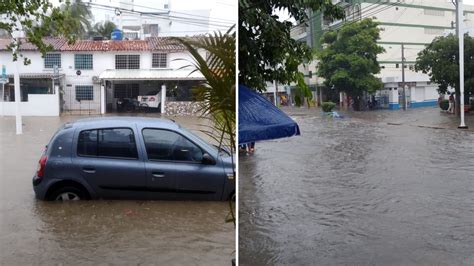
[
  {"x1": 321, "y1": 101, "x2": 336, "y2": 112},
  {"x1": 439, "y1": 99, "x2": 449, "y2": 110}
]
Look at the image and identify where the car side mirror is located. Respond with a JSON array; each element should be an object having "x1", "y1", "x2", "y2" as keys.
[{"x1": 202, "y1": 153, "x2": 216, "y2": 165}]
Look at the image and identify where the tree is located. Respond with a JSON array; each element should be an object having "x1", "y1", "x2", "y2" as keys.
[
  {"x1": 89, "y1": 21, "x2": 117, "y2": 39},
  {"x1": 48, "y1": 0, "x2": 93, "y2": 39},
  {"x1": 0, "y1": 0, "x2": 78, "y2": 64},
  {"x1": 317, "y1": 18, "x2": 384, "y2": 110},
  {"x1": 239, "y1": 0, "x2": 344, "y2": 96},
  {"x1": 415, "y1": 34, "x2": 474, "y2": 114},
  {"x1": 173, "y1": 27, "x2": 236, "y2": 225}
]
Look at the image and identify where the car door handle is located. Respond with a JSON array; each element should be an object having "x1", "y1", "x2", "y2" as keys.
[
  {"x1": 152, "y1": 172, "x2": 165, "y2": 178},
  {"x1": 83, "y1": 167, "x2": 96, "y2": 174}
]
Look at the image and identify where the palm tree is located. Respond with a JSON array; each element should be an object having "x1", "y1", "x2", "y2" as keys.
[
  {"x1": 172, "y1": 27, "x2": 236, "y2": 155},
  {"x1": 89, "y1": 21, "x2": 117, "y2": 39},
  {"x1": 173, "y1": 27, "x2": 236, "y2": 225},
  {"x1": 44, "y1": 0, "x2": 92, "y2": 39}
]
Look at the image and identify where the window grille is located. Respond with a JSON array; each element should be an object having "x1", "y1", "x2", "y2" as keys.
[
  {"x1": 115, "y1": 55, "x2": 140, "y2": 69},
  {"x1": 44, "y1": 53, "x2": 61, "y2": 68},
  {"x1": 152, "y1": 53, "x2": 167, "y2": 68},
  {"x1": 75, "y1": 54, "x2": 93, "y2": 69},
  {"x1": 76, "y1": 85, "x2": 94, "y2": 101}
]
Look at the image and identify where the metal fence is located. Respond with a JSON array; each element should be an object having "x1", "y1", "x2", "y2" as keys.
[{"x1": 60, "y1": 83, "x2": 101, "y2": 115}]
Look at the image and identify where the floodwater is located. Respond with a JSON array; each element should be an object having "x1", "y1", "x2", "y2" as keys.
[
  {"x1": 0, "y1": 115, "x2": 234, "y2": 264},
  {"x1": 239, "y1": 107, "x2": 474, "y2": 265}
]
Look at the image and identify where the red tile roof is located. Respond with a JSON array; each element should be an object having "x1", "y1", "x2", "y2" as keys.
[
  {"x1": 147, "y1": 37, "x2": 186, "y2": 52},
  {"x1": 0, "y1": 37, "x2": 192, "y2": 52},
  {"x1": 0, "y1": 38, "x2": 67, "y2": 51}
]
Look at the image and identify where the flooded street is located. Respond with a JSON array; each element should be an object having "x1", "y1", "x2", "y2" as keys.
[
  {"x1": 0, "y1": 115, "x2": 234, "y2": 264},
  {"x1": 240, "y1": 107, "x2": 474, "y2": 265}
]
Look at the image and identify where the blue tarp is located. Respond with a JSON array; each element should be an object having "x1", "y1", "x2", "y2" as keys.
[{"x1": 239, "y1": 85, "x2": 300, "y2": 144}]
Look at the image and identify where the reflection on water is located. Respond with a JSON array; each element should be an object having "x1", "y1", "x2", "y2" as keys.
[
  {"x1": 0, "y1": 115, "x2": 234, "y2": 264},
  {"x1": 239, "y1": 107, "x2": 474, "y2": 265}
]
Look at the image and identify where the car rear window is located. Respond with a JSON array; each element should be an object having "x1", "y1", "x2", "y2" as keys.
[{"x1": 78, "y1": 128, "x2": 138, "y2": 159}]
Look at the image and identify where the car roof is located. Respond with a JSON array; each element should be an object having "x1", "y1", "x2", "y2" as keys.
[{"x1": 69, "y1": 116, "x2": 179, "y2": 130}]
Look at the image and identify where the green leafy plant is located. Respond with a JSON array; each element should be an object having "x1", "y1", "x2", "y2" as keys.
[
  {"x1": 439, "y1": 99, "x2": 449, "y2": 110},
  {"x1": 321, "y1": 101, "x2": 336, "y2": 112},
  {"x1": 415, "y1": 34, "x2": 474, "y2": 115},
  {"x1": 239, "y1": 0, "x2": 344, "y2": 105},
  {"x1": 173, "y1": 27, "x2": 235, "y2": 227},
  {"x1": 317, "y1": 19, "x2": 384, "y2": 110}
]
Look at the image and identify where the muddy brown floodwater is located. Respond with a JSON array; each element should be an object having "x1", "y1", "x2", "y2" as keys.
[
  {"x1": 239, "y1": 107, "x2": 474, "y2": 265},
  {"x1": 0, "y1": 114, "x2": 234, "y2": 265}
]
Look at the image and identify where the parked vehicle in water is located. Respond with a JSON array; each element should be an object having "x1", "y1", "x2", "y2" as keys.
[{"x1": 32, "y1": 117, "x2": 235, "y2": 201}]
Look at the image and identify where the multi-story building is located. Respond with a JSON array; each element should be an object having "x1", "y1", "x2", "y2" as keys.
[
  {"x1": 291, "y1": 0, "x2": 474, "y2": 109},
  {"x1": 0, "y1": 37, "x2": 205, "y2": 116},
  {"x1": 88, "y1": 0, "x2": 211, "y2": 39}
]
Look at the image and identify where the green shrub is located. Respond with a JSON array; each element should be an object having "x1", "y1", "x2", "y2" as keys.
[
  {"x1": 439, "y1": 99, "x2": 449, "y2": 110},
  {"x1": 321, "y1": 101, "x2": 336, "y2": 112}
]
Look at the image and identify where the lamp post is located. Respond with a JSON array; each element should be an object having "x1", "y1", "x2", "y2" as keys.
[{"x1": 458, "y1": 0, "x2": 467, "y2": 128}]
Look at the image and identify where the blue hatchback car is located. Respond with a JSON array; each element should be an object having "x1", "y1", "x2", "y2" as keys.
[{"x1": 33, "y1": 117, "x2": 235, "y2": 201}]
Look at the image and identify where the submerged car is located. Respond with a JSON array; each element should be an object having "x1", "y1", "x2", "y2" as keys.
[{"x1": 33, "y1": 117, "x2": 235, "y2": 201}]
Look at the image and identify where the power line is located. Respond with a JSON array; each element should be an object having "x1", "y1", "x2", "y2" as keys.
[
  {"x1": 116, "y1": 1, "x2": 235, "y2": 24},
  {"x1": 85, "y1": 2, "x2": 233, "y2": 28}
]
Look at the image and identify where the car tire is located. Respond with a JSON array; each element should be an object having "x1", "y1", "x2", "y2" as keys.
[{"x1": 49, "y1": 186, "x2": 87, "y2": 201}]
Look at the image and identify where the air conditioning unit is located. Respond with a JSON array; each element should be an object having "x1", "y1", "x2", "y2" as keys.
[{"x1": 92, "y1": 76, "x2": 100, "y2": 84}]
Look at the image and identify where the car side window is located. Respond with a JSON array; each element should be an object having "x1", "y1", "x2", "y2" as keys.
[
  {"x1": 78, "y1": 128, "x2": 138, "y2": 159},
  {"x1": 142, "y1": 129, "x2": 203, "y2": 162}
]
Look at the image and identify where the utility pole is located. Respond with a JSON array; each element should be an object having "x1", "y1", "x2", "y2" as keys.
[
  {"x1": 401, "y1": 43, "x2": 407, "y2": 110},
  {"x1": 457, "y1": 0, "x2": 467, "y2": 128}
]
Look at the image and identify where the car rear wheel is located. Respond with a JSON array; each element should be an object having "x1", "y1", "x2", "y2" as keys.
[{"x1": 50, "y1": 186, "x2": 86, "y2": 201}]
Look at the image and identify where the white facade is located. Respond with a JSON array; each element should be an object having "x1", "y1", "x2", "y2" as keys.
[
  {"x1": 88, "y1": 0, "x2": 211, "y2": 38},
  {"x1": 0, "y1": 41, "x2": 205, "y2": 116},
  {"x1": 292, "y1": 0, "x2": 474, "y2": 109}
]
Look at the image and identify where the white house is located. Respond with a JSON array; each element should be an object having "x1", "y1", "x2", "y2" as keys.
[{"x1": 0, "y1": 37, "x2": 206, "y2": 116}]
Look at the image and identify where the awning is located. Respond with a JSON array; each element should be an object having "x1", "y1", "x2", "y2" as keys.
[
  {"x1": 6, "y1": 73, "x2": 65, "y2": 79},
  {"x1": 99, "y1": 69, "x2": 205, "y2": 81},
  {"x1": 239, "y1": 84, "x2": 300, "y2": 144}
]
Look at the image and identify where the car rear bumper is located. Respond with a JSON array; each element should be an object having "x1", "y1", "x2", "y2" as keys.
[{"x1": 32, "y1": 175, "x2": 48, "y2": 200}]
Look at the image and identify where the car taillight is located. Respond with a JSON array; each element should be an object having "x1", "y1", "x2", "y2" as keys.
[
  {"x1": 36, "y1": 155, "x2": 48, "y2": 178},
  {"x1": 149, "y1": 97, "x2": 155, "y2": 101}
]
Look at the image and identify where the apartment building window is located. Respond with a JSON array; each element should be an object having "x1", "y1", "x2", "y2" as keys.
[
  {"x1": 152, "y1": 53, "x2": 168, "y2": 68},
  {"x1": 75, "y1": 54, "x2": 93, "y2": 69},
  {"x1": 44, "y1": 53, "x2": 61, "y2": 68},
  {"x1": 115, "y1": 55, "x2": 140, "y2": 69},
  {"x1": 424, "y1": 9, "x2": 445, "y2": 16},
  {"x1": 76, "y1": 85, "x2": 94, "y2": 101}
]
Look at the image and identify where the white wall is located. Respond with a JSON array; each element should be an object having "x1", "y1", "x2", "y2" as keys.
[{"x1": 0, "y1": 93, "x2": 59, "y2": 116}]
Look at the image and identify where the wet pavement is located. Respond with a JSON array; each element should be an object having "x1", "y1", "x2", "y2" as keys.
[
  {"x1": 0, "y1": 114, "x2": 234, "y2": 264},
  {"x1": 239, "y1": 106, "x2": 474, "y2": 265}
]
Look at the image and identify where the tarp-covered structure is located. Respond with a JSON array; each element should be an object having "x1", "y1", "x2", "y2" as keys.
[{"x1": 239, "y1": 85, "x2": 300, "y2": 144}]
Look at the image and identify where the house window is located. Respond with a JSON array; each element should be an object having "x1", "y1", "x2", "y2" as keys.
[
  {"x1": 152, "y1": 53, "x2": 167, "y2": 68},
  {"x1": 44, "y1": 53, "x2": 61, "y2": 68},
  {"x1": 75, "y1": 54, "x2": 93, "y2": 69},
  {"x1": 115, "y1": 55, "x2": 140, "y2": 69},
  {"x1": 76, "y1": 85, "x2": 94, "y2": 101}
]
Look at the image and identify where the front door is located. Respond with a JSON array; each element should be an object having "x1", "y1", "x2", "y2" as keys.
[
  {"x1": 141, "y1": 128, "x2": 225, "y2": 200},
  {"x1": 75, "y1": 128, "x2": 146, "y2": 199}
]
